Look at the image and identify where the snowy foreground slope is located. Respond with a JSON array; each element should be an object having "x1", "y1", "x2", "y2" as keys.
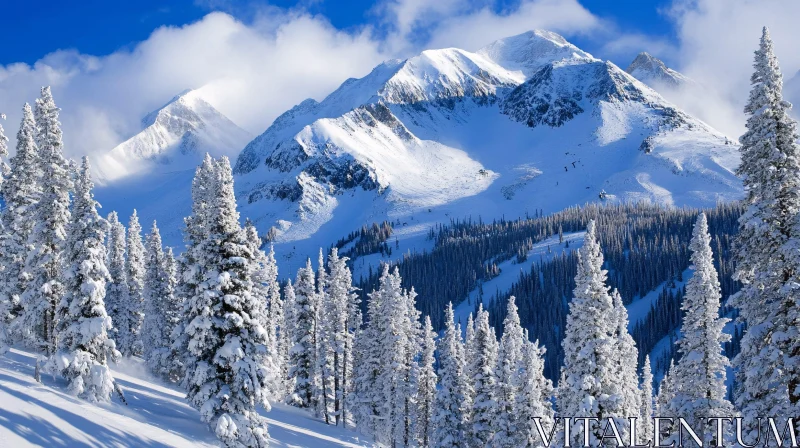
[
  {"x1": 97, "y1": 30, "x2": 742, "y2": 273},
  {"x1": 0, "y1": 349, "x2": 371, "y2": 447}
]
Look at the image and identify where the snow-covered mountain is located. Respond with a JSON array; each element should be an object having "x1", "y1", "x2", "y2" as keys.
[
  {"x1": 95, "y1": 89, "x2": 252, "y2": 183},
  {"x1": 625, "y1": 52, "x2": 694, "y2": 90},
  {"x1": 94, "y1": 30, "x2": 741, "y2": 272},
  {"x1": 228, "y1": 30, "x2": 740, "y2": 271}
]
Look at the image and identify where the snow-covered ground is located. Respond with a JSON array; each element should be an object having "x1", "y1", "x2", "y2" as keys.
[{"x1": 0, "y1": 349, "x2": 371, "y2": 447}]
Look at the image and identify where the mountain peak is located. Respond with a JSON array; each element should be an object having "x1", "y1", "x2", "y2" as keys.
[
  {"x1": 96, "y1": 88, "x2": 251, "y2": 183},
  {"x1": 477, "y1": 30, "x2": 594, "y2": 78},
  {"x1": 140, "y1": 88, "x2": 209, "y2": 128},
  {"x1": 625, "y1": 52, "x2": 691, "y2": 89}
]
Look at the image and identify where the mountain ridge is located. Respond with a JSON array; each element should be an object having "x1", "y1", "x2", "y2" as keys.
[{"x1": 95, "y1": 89, "x2": 252, "y2": 183}]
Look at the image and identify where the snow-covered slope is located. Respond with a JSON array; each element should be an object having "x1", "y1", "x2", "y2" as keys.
[
  {"x1": 226, "y1": 30, "x2": 740, "y2": 273},
  {"x1": 0, "y1": 348, "x2": 371, "y2": 447},
  {"x1": 625, "y1": 52, "x2": 694, "y2": 90},
  {"x1": 95, "y1": 89, "x2": 252, "y2": 183}
]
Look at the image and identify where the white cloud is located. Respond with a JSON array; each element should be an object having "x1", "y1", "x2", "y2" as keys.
[
  {"x1": 0, "y1": 0, "x2": 612, "y2": 170},
  {"x1": 0, "y1": 10, "x2": 388, "y2": 160},
  {"x1": 381, "y1": 0, "x2": 601, "y2": 53},
  {"x1": 665, "y1": 0, "x2": 800, "y2": 137}
]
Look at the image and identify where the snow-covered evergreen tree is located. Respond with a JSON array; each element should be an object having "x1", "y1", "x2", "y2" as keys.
[
  {"x1": 373, "y1": 267, "x2": 419, "y2": 446},
  {"x1": 493, "y1": 296, "x2": 525, "y2": 447},
  {"x1": 51, "y1": 157, "x2": 118, "y2": 402},
  {"x1": 118, "y1": 210, "x2": 145, "y2": 356},
  {"x1": 0, "y1": 103, "x2": 41, "y2": 348},
  {"x1": 557, "y1": 220, "x2": 620, "y2": 447},
  {"x1": 172, "y1": 155, "x2": 216, "y2": 381},
  {"x1": 264, "y1": 245, "x2": 286, "y2": 398},
  {"x1": 314, "y1": 249, "x2": 335, "y2": 423},
  {"x1": 289, "y1": 258, "x2": 317, "y2": 409},
  {"x1": 243, "y1": 222, "x2": 281, "y2": 399},
  {"x1": 656, "y1": 359, "x2": 675, "y2": 415},
  {"x1": 469, "y1": 304, "x2": 498, "y2": 447},
  {"x1": 665, "y1": 213, "x2": 736, "y2": 445},
  {"x1": 516, "y1": 334, "x2": 555, "y2": 448},
  {"x1": 431, "y1": 303, "x2": 470, "y2": 448},
  {"x1": 655, "y1": 360, "x2": 676, "y2": 441},
  {"x1": 160, "y1": 247, "x2": 184, "y2": 382},
  {"x1": 350, "y1": 266, "x2": 385, "y2": 439},
  {"x1": 416, "y1": 315, "x2": 437, "y2": 447},
  {"x1": 282, "y1": 279, "x2": 297, "y2": 400},
  {"x1": 639, "y1": 355, "x2": 654, "y2": 445},
  {"x1": 182, "y1": 156, "x2": 271, "y2": 447},
  {"x1": 142, "y1": 222, "x2": 182, "y2": 380},
  {"x1": 142, "y1": 221, "x2": 165, "y2": 365},
  {"x1": 732, "y1": 26, "x2": 800, "y2": 431},
  {"x1": 19, "y1": 86, "x2": 72, "y2": 354},
  {"x1": 104, "y1": 212, "x2": 127, "y2": 348},
  {"x1": 463, "y1": 312, "x2": 477, "y2": 406},
  {"x1": 612, "y1": 288, "x2": 641, "y2": 440},
  {"x1": 326, "y1": 248, "x2": 360, "y2": 426}
]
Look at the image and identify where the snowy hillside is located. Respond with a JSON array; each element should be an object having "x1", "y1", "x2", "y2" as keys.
[
  {"x1": 94, "y1": 89, "x2": 252, "y2": 183},
  {"x1": 0, "y1": 348, "x2": 371, "y2": 447}
]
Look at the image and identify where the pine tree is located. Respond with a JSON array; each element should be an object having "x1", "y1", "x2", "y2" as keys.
[
  {"x1": 118, "y1": 210, "x2": 145, "y2": 356},
  {"x1": 282, "y1": 279, "x2": 297, "y2": 400},
  {"x1": 665, "y1": 213, "x2": 736, "y2": 445},
  {"x1": 265, "y1": 246, "x2": 286, "y2": 398},
  {"x1": 289, "y1": 258, "x2": 317, "y2": 408},
  {"x1": 243, "y1": 222, "x2": 281, "y2": 399},
  {"x1": 350, "y1": 266, "x2": 385, "y2": 439},
  {"x1": 431, "y1": 303, "x2": 470, "y2": 448},
  {"x1": 314, "y1": 249, "x2": 334, "y2": 423},
  {"x1": 50, "y1": 157, "x2": 118, "y2": 402},
  {"x1": 516, "y1": 334, "x2": 555, "y2": 448},
  {"x1": 655, "y1": 360, "x2": 676, "y2": 441},
  {"x1": 19, "y1": 86, "x2": 72, "y2": 354},
  {"x1": 469, "y1": 304, "x2": 498, "y2": 447},
  {"x1": 142, "y1": 221, "x2": 165, "y2": 365},
  {"x1": 493, "y1": 296, "x2": 525, "y2": 447},
  {"x1": 557, "y1": 220, "x2": 620, "y2": 447},
  {"x1": 416, "y1": 315, "x2": 437, "y2": 447},
  {"x1": 374, "y1": 267, "x2": 419, "y2": 446},
  {"x1": 142, "y1": 222, "x2": 182, "y2": 380},
  {"x1": 639, "y1": 356, "x2": 654, "y2": 445},
  {"x1": 172, "y1": 155, "x2": 216, "y2": 382},
  {"x1": 105, "y1": 212, "x2": 127, "y2": 350},
  {"x1": 0, "y1": 103, "x2": 41, "y2": 348},
  {"x1": 161, "y1": 247, "x2": 184, "y2": 382},
  {"x1": 732, "y1": 27, "x2": 800, "y2": 431},
  {"x1": 326, "y1": 248, "x2": 360, "y2": 426},
  {"x1": 182, "y1": 157, "x2": 271, "y2": 447},
  {"x1": 612, "y1": 288, "x2": 641, "y2": 440},
  {"x1": 463, "y1": 312, "x2": 477, "y2": 405}
]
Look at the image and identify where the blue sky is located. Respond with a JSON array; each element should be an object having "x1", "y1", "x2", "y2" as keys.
[{"x1": 3, "y1": 0, "x2": 674, "y2": 66}]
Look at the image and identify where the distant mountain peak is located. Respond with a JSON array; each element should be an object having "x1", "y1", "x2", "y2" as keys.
[
  {"x1": 96, "y1": 88, "x2": 251, "y2": 183},
  {"x1": 477, "y1": 29, "x2": 594, "y2": 78},
  {"x1": 625, "y1": 52, "x2": 692, "y2": 89}
]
